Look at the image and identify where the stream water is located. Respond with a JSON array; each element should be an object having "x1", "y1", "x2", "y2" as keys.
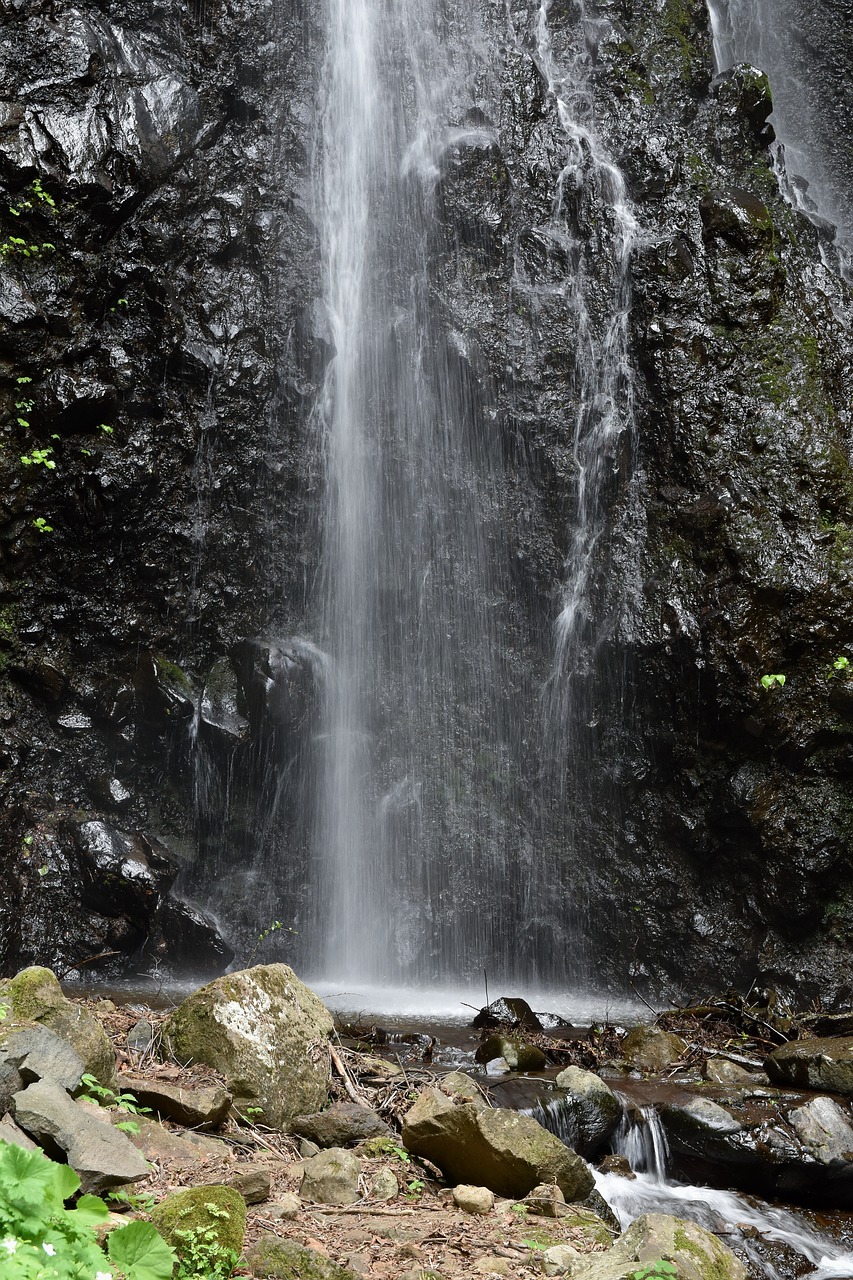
[{"x1": 535, "y1": 1094, "x2": 853, "y2": 1280}]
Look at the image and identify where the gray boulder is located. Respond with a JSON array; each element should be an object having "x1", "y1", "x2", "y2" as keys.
[
  {"x1": 401, "y1": 1087, "x2": 593, "y2": 1201},
  {"x1": 474, "y1": 1035, "x2": 547, "y2": 1071},
  {"x1": 162, "y1": 964, "x2": 334, "y2": 1129},
  {"x1": 0, "y1": 968, "x2": 115, "y2": 1086},
  {"x1": 766, "y1": 1036, "x2": 853, "y2": 1094},
  {"x1": 552, "y1": 1066, "x2": 622, "y2": 1155},
  {"x1": 115, "y1": 1073, "x2": 232, "y2": 1129},
  {"x1": 0, "y1": 1113, "x2": 37, "y2": 1150},
  {"x1": 13, "y1": 1078, "x2": 148, "y2": 1193},
  {"x1": 787, "y1": 1096, "x2": 853, "y2": 1167},
  {"x1": 291, "y1": 1100, "x2": 391, "y2": 1147},
  {"x1": 568, "y1": 1212, "x2": 745, "y2": 1279},
  {"x1": 300, "y1": 1147, "x2": 361, "y2": 1205},
  {"x1": 621, "y1": 1027, "x2": 687, "y2": 1072},
  {"x1": 0, "y1": 1025, "x2": 85, "y2": 1105}
]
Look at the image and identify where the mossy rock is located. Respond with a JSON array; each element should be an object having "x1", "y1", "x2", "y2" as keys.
[
  {"x1": 560, "y1": 1205, "x2": 615, "y2": 1247},
  {"x1": 151, "y1": 1185, "x2": 246, "y2": 1269},
  {"x1": 246, "y1": 1236, "x2": 357, "y2": 1279},
  {"x1": 162, "y1": 964, "x2": 334, "y2": 1129},
  {"x1": 569, "y1": 1212, "x2": 746, "y2": 1279},
  {"x1": 0, "y1": 967, "x2": 116, "y2": 1086}
]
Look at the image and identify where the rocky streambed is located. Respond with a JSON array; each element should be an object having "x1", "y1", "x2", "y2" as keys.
[{"x1": 2, "y1": 965, "x2": 853, "y2": 1278}]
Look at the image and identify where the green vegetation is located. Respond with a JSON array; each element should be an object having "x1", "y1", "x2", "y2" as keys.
[
  {"x1": 20, "y1": 447, "x2": 55, "y2": 470},
  {"x1": 0, "y1": 1139, "x2": 175, "y2": 1280},
  {"x1": 634, "y1": 1264, "x2": 677, "y2": 1280},
  {"x1": 77, "y1": 1075, "x2": 149, "y2": 1135},
  {"x1": 151, "y1": 1187, "x2": 245, "y2": 1279},
  {"x1": 760, "y1": 673, "x2": 786, "y2": 689}
]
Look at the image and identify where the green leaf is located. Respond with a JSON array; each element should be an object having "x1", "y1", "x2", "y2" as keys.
[
  {"x1": 71, "y1": 1193, "x2": 110, "y2": 1226},
  {"x1": 108, "y1": 1220, "x2": 177, "y2": 1280},
  {"x1": 52, "y1": 1160, "x2": 82, "y2": 1204}
]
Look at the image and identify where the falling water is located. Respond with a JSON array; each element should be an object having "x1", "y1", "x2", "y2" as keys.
[
  {"x1": 309, "y1": 0, "x2": 533, "y2": 985},
  {"x1": 596, "y1": 1106, "x2": 853, "y2": 1280},
  {"x1": 707, "y1": 0, "x2": 853, "y2": 275}
]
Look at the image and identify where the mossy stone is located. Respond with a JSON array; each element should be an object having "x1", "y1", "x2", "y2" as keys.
[
  {"x1": 162, "y1": 964, "x2": 334, "y2": 1129},
  {"x1": 151, "y1": 1185, "x2": 246, "y2": 1267},
  {"x1": 246, "y1": 1237, "x2": 356, "y2": 1279},
  {"x1": 0, "y1": 967, "x2": 116, "y2": 1086}
]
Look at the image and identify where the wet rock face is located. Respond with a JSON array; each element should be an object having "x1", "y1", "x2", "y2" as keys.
[{"x1": 0, "y1": 0, "x2": 851, "y2": 998}]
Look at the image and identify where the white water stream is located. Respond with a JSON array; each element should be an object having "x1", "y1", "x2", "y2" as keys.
[{"x1": 598, "y1": 1107, "x2": 853, "y2": 1280}]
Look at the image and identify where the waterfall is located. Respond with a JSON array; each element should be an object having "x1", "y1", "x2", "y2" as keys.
[
  {"x1": 309, "y1": 0, "x2": 532, "y2": 985},
  {"x1": 707, "y1": 0, "x2": 853, "y2": 275},
  {"x1": 298, "y1": 0, "x2": 644, "y2": 990}
]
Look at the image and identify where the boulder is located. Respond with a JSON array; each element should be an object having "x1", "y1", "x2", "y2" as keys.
[
  {"x1": 12, "y1": 1078, "x2": 148, "y2": 1193},
  {"x1": 246, "y1": 1237, "x2": 357, "y2": 1279},
  {"x1": 438, "y1": 1071, "x2": 486, "y2": 1105},
  {"x1": 401, "y1": 1088, "x2": 593, "y2": 1201},
  {"x1": 115, "y1": 1073, "x2": 232, "y2": 1129},
  {"x1": 552, "y1": 1067, "x2": 622, "y2": 1155},
  {"x1": 151, "y1": 1186, "x2": 246, "y2": 1266},
  {"x1": 525, "y1": 1183, "x2": 565, "y2": 1217},
  {"x1": 568, "y1": 1212, "x2": 746, "y2": 1280},
  {"x1": 162, "y1": 964, "x2": 333, "y2": 1128},
  {"x1": 704, "y1": 1058, "x2": 765, "y2": 1086},
  {"x1": 126, "y1": 1020, "x2": 155, "y2": 1055},
  {"x1": 257, "y1": 1192, "x2": 302, "y2": 1221},
  {"x1": 222, "y1": 1164, "x2": 271, "y2": 1204},
  {"x1": 452, "y1": 1184, "x2": 494, "y2": 1214},
  {"x1": 291, "y1": 1100, "x2": 391, "y2": 1147},
  {"x1": 0, "y1": 967, "x2": 116, "y2": 1086},
  {"x1": 124, "y1": 1115, "x2": 232, "y2": 1170},
  {"x1": 0, "y1": 1024, "x2": 85, "y2": 1104},
  {"x1": 300, "y1": 1146, "x2": 361, "y2": 1205},
  {"x1": 621, "y1": 1027, "x2": 687, "y2": 1072},
  {"x1": 475, "y1": 1035, "x2": 547, "y2": 1071},
  {"x1": 765, "y1": 1036, "x2": 853, "y2": 1094},
  {"x1": 787, "y1": 1096, "x2": 853, "y2": 1167}
]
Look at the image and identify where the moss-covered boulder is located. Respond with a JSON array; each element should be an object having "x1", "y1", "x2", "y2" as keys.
[
  {"x1": 402, "y1": 1087, "x2": 593, "y2": 1201},
  {"x1": 162, "y1": 964, "x2": 333, "y2": 1128},
  {"x1": 0, "y1": 968, "x2": 116, "y2": 1087},
  {"x1": 621, "y1": 1027, "x2": 687, "y2": 1073},
  {"x1": 765, "y1": 1036, "x2": 853, "y2": 1094},
  {"x1": 151, "y1": 1185, "x2": 246, "y2": 1270},
  {"x1": 553, "y1": 1066, "x2": 622, "y2": 1156},
  {"x1": 246, "y1": 1237, "x2": 357, "y2": 1279},
  {"x1": 569, "y1": 1212, "x2": 746, "y2": 1279}
]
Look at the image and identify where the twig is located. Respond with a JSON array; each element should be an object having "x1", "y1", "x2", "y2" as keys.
[
  {"x1": 330, "y1": 1042, "x2": 364, "y2": 1105},
  {"x1": 310, "y1": 1206, "x2": 418, "y2": 1217},
  {"x1": 628, "y1": 975, "x2": 660, "y2": 1018}
]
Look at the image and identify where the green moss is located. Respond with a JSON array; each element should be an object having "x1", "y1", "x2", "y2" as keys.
[
  {"x1": 151, "y1": 1186, "x2": 246, "y2": 1270},
  {"x1": 7, "y1": 966, "x2": 64, "y2": 1021},
  {"x1": 673, "y1": 1224, "x2": 733, "y2": 1280},
  {"x1": 358, "y1": 1135, "x2": 403, "y2": 1158},
  {"x1": 153, "y1": 654, "x2": 193, "y2": 697},
  {"x1": 661, "y1": 0, "x2": 696, "y2": 80},
  {"x1": 245, "y1": 1237, "x2": 356, "y2": 1279},
  {"x1": 560, "y1": 1207, "x2": 615, "y2": 1247}
]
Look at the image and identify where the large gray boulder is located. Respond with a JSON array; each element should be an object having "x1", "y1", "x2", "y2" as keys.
[
  {"x1": 621, "y1": 1027, "x2": 687, "y2": 1072},
  {"x1": 162, "y1": 964, "x2": 334, "y2": 1129},
  {"x1": 0, "y1": 1025, "x2": 85, "y2": 1108},
  {"x1": 569, "y1": 1212, "x2": 746, "y2": 1280},
  {"x1": 552, "y1": 1066, "x2": 621, "y2": 1156},
  {"x1": 0, "y1": 967, "x2": 116, "y2": 1086},
  {"x1": 13, "y1": 1078, "x2": 148, "y2": 1193},
  {"x1": 766, "y1": 1036, "x2": 853, "y2": 1094},
  {"x1": 401, "y1": 1087, "x2": 593, "y2": 1201}
]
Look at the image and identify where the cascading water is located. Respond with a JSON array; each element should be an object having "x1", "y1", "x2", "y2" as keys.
[
  {"x1": 597, "y1": 1105, "x2": 853, "y2": 1280},
  {"x1": 308, "y1": 0, "x2": 537, "y2": 986},
  {"x1": 707, "y1": 0, "x2": 853, "y2": 275},
  {"x1": 302, "y1": 0, "x2": 644, "y2": 992}
]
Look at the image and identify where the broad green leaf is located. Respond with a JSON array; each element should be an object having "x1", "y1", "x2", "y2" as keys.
[
  {"x1": 52, "y1": 1162, "x2": 82, "y2": 1205},
  {"x1": 107, "y1": 1220, "x2": 176, "y2": 1280},
  {"x1": 71, "y1": 1194, "x2": 110, "y2": 1226}
]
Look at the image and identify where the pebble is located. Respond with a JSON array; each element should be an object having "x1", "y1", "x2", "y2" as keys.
[{"x1": 452, "y1": 1184, "x2": 495, "y2": 1215}]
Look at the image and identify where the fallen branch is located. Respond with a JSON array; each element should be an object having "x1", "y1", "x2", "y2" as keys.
[
  {"x1": 330, "y1": 1042, "x2": 365, "y2": 1105},
  {"x1": 310, "y1": 1206, "x2": 418, "y2": 1217}
]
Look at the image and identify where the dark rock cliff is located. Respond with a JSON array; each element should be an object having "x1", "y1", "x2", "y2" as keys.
[{"x1": 0, "y1": 0, "x2": 850, "y2": 1001}]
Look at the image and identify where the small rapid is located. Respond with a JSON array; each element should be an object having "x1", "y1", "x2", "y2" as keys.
[{"x1": 597, "y1": 1105, "x2": 853, "y2": 1280}]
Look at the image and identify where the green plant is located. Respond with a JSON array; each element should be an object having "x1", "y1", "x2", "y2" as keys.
[
  {"x1": 633, "y1": 1263, "x2": 677, "y2": 1280},
  {"x1": 78, "y1": 1075, "x2": 149, "y2": 1134},
  {"x1": 828, "y1": 655, "x2": 850, "y2": 678},
  {"x1": 404, "y1": 1178, "x2": 425, "y2": 1200},
  {"x1": 760, "y1": 673, "x2": 786, "y2": 689},
  {"x1": 0, "y1": 1139, "x2": 175, "y2": 1279},
  {"x1": 0, "y1": 237, "x2": 55, "y2": 259},
  {"x1": 106, "y1": 1189, "x2": 157, "y2": 1215},
  {"x1": 96, "y1": 424, "x2": 114, "y2": 435},
  {"x1": 172, "y1": 1205, "x2": 238, "y2": 1280},
  {"x1": 20, "y1": 447, "x2": 55, "y2": 470},
  {"x1": 32, "y1": 518, "x2": 53, "y2": 535}
]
